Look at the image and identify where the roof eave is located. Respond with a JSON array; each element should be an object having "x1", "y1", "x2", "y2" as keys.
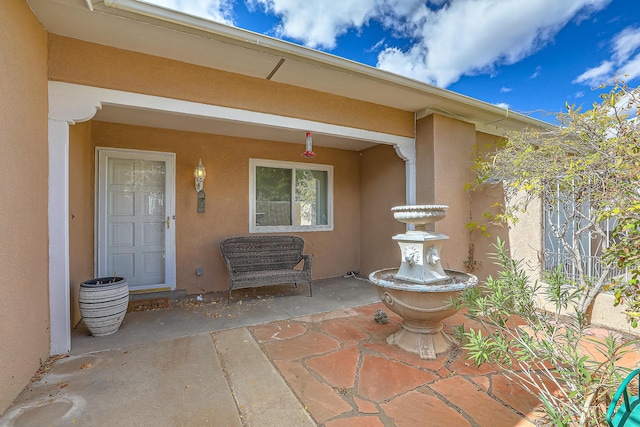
[{"x1": 95, "y1": 0, "x2": 552, "y2": 133}]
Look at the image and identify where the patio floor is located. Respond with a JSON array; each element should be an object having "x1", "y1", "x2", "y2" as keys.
[{"x1": 2, "y1": 277, "x2": 639, "y2": 426}]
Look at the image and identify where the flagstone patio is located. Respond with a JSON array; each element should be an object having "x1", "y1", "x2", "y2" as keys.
[
  {"x1": 250, "y1": 302, "x2": 543, "y2": 426},
  {"x1": 250, "y1": 301, "x2": 640, "y2": 426}
]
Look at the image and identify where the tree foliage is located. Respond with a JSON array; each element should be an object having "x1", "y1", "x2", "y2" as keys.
[
  {"x1": 471, "y1": 81, "x2": 640, "y2": 319},
  {"x1": 605, "y1": 204, "x2": 640, "y2": 327}
]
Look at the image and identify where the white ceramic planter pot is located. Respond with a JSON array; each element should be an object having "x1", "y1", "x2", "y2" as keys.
[{"x1": 79, "y1": 277, "x2": 129, "y2": 336}]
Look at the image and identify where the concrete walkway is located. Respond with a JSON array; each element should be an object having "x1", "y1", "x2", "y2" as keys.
[{"x1": 0, "y1": 277, "x2": 378, "y2": 426}]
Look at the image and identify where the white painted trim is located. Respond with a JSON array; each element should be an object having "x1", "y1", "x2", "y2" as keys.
[
  {"x1": 392, "y1": 140, "x2": 416, "y2": 206},
  {"x1": 48, "y1": 84, "x2": 101, "y2": 355},
  {"x1": 96, "y1": 148, "x2": 177, "y2": 291},
  {"x1": 49, "y1": 120, "x2": 71, "y2": 355},
  {"x1": 49, "y1": 82, "x2": 414, "y2": 148}
]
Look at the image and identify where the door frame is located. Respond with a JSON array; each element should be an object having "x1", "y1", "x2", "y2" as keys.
[{"x1": 95, "y1": 147, "x2": 176, "y2": 292}]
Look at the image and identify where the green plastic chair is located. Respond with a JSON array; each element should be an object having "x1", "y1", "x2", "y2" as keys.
[{"x1": 607, "y1": 369, "x2": 640, "y2": 427}]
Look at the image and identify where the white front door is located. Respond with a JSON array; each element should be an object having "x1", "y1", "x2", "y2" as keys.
[{"x1": 97, "y1": 148, "x2": 176, "y2": 292}]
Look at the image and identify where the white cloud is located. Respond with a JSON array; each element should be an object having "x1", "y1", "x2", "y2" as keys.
[
  {"x1": 144, "y1": 0, "x2": 235, "y2": 25},
  {"x1": 376, "y1": 0, "x2": 610, "y2": 86},
  {"x1": 574, "y1": 61, "x2": 614, "y2": 85},
  {"x1": 495, "y1": 102, "x2": 510, "y2": 110},
  {"x1": 612, "y1": 26, "x2": 640, "y2": 63},
  {"x1": 500, "y1": 87, "x2": 512, "y2": 93},
  {"x1": 247, "y1": 0, "x2": 386, "y2": 49},
  {"x1": 367, "y1": 38, "x2": 386, "y2": 53},
  {"x1": 530, "y1": 66, "x2": 542, "y2": 79},
  {"x1": 575, "y1": 26, "x2": 640, "y2": 85},
  {"x1": 619, "y1": 54, "x2": 640, "y2": 81}
]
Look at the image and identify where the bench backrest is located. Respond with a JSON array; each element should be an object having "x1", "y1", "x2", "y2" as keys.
[{"x1": 220, "y1": 236, "x2": 305, "y2": 272}]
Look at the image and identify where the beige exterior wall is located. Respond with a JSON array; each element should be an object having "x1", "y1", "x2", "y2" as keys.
[
  {"x1": 468, "y1": 132, "x2": 511, "y2": 281},
  {"x1": 416, "y1": 114, "x2": 477, "y2": 272},
  {"x1": 87, "y1": 121, "x2": 362, "y2": 295},
  {"x1": 0, "y1": 0, "x2": 50, "y2": 414},
  {"x1": 508, "y1": 195, "x2": 543, "y2": 278},
  {"x1": 415, "y1": 115, "x2": 436, "y2": 205},
  {"x1": 69, "y1": 122, "x2": 95, "y2": 327},
  {"x1": 359, "y1": 144, "x2": 406, "y2": 275},
  {"x1": 47, "y1": 35, "x2": 414, "y2": 139}
]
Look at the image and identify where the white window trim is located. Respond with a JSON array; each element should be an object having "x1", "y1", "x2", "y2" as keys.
[{"x1": 249, "y1": 158, "x2": 334, "y2": 233}]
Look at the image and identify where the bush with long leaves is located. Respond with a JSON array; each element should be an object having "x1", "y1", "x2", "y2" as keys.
[{"x1": 456, "y1": 238, "x2": 636, "y2": 426}]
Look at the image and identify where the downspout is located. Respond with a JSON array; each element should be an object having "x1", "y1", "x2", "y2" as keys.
[{"x1": 392, "y1": 112, "x2": 417, "y2": 211}]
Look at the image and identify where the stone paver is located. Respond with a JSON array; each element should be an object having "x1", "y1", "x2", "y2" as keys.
[
  {"x1": 325, "y1": 416, "x2": 385, "y2": 427},
  {"x1": 252, "y1": 320, "x2": 308, "y2": 342},
  {"x1": 307, "y1": 345, "x2": 361, "y2": 389},
  {"x1": 262, "y1": 330, "x2": 341, "y2": 360},
  {"x1": 362, "y1": 341, "x2": 447, "y2": 371},
  {"x1": 489, "y1": 374, "x2": 549, "y2": 421},
  {"x1": 354, "y1": 397, "x2": 379, "y2": 414},
  {"x1": 317, "y1": 317, "x2": 372, "y2": 343},
  {"x1": 274, "y1": 359, "x2": 352, "y2": 423},
  {"x1": 429, "y1": 376, "x2": 535, "y2": 426},
  {"x1": 381, "y1": 391, "x2": 472, "y2": 426},
  {"x1": 357, "y1": 354, "x2": 438, "y2": 401}
]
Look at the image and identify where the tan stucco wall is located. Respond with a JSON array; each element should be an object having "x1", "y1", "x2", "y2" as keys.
[
  {"x1": 416, "y1": 114, "x2": 477, "y2": 272},
  {"x1": 69, "y1": 122, "x2": 95, "y2": 327},
  {"x1": 415, "y1": 115, "x2": 436, "y2": 205},
  {"x1": 359, "y1": 144, "x2": 406, "y2": 275},
  {"x1": 508, "y1": 194, "x2": 543, "y2": 278},
  {"x1": 468, "y1": 132, "x2": 511, "y2": 281},
  {"x1": 47, "y1": 35, "x2": 414, "y2": 139},
  {"x1": 0, "y1": 0, "x2": 50, "y2": 414},
  {"x1": 87, "y1": 121, "x2": 361, "y2": 295}
]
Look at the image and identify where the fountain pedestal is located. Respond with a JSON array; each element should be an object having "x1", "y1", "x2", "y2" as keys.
[
  {"x1": 369, "y1": 205, "x2": 477, "y2": 360},
  {"x1": 394, "y1": 231, "x2": 449, "y2": 284}
]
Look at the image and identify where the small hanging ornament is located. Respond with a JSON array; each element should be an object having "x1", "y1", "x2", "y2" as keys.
[{"x1": 302, "y1": 131, "x2": 316, "y2": 158}]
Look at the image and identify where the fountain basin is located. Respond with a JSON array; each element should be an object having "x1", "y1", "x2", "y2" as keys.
[
  {"x1": 392, "y1": 205, "x2": 447, "y2": 231},
  {"x1": 370, "y1": 268, "x2": 477, "y2": 360}
]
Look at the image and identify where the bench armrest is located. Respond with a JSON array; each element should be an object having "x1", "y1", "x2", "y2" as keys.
[
  {"x1": 221, "y1": 255, "x2": 237, "y2": 277},
  {"x1": 301, "y1": 254, "x2": 312, "y2": 274}
]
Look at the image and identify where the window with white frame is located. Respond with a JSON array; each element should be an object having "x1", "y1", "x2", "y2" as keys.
[{"x1": 249, "y1": 159, "x2": 333, "y2": 232}]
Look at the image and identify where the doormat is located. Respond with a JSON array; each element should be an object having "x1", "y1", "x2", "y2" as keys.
[{"x1": 127, "y1": 297, "x2": 170, "y2": 312}]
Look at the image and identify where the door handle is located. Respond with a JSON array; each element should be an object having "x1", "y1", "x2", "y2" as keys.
[{"x1": 166, "y1": 216, "x2": 170, "y2": 229}]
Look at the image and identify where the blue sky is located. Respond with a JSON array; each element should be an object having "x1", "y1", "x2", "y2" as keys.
[{"x1": 145, "y1": 0, "x2": 640, "y2": 122}]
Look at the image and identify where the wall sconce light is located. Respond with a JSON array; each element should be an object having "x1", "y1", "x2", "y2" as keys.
[
  {"x1": 194, "y1": 159, "x2": 206, "y2": 213},
  {"x1": 194, "y1": 159, "x2": 206, "y2": 192}
]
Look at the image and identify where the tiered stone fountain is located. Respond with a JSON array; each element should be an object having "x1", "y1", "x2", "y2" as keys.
[{"x1": 369, "y1": 205, "x2": 478, "y2": 360}]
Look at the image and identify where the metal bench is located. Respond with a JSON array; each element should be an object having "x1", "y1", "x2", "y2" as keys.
[
  {"x1": 219, "y1": 235, "x2": 312, "y2": 305},
  {"x1": 607, "y1": 369, "x2": 640, "y2": 427}
]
